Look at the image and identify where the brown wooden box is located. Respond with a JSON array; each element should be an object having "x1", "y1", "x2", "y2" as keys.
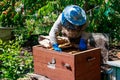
[{"x1": 33, "y1": 46, "x2": 101, "y2": 80}]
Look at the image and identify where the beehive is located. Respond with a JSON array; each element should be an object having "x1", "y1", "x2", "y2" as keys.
[{"x1": 33, "y1": 46, "x2": 101, "y2": 80}]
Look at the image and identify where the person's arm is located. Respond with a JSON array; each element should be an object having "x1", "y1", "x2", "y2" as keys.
[
  {"x1": 79, "y1": 21, "x2": 90, "y2": 50},
  {"x1": 81, "y1": 23, "x2": 89, "y2": 40},
  {"x1": 49, "y1": 14, "x2": 62, "y2": 51}
]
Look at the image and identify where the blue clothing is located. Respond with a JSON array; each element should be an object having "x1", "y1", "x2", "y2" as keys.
[{"x1": 52, "y1": 43, "x2": 62, "y2": 52}]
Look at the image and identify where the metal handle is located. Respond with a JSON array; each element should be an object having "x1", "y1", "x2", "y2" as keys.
[
  {"x1": 64, "y1": 63, "x2": 70, "y2": 68},
  {"x1": 47, "y1": 58, "x2": 56, "y2": 69},
  {"x1": 64, "y1": 63, "x2": 72, "y2": 71}
]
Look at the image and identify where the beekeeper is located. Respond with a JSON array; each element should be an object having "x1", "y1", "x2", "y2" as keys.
[{"x1": 49, "y1": 5, "x2": 88, "y2": 52}]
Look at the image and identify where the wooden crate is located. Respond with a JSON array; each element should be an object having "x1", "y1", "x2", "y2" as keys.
[{"x1": 33, "y1": 46, "x2": 101, "y2": 80}]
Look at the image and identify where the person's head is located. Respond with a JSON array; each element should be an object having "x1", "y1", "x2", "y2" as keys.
[{"x1": 61, "y1": 5, "x2": 86, "y2": 30}]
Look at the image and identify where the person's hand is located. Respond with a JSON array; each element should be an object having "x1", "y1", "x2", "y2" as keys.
[
  {"x1": 52, "y1": 43, "x2": 62, "y2": 52},
  {"x1": 79, "y1": 38, "x2": 87, "y2": 50}
]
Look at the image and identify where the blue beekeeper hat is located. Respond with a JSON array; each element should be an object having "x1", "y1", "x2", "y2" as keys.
[{"x1": 61, "y1": 5, "x2": 86, "y2": 26}]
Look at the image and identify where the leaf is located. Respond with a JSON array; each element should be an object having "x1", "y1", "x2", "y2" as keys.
[{"x1": 104, "y1": 8, "x2": 111, "y2": 16}]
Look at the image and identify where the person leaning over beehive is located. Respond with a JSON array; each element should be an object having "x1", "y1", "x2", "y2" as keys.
[{"x1": 49, "y1": 5, "x2": 88, "y2": 51}]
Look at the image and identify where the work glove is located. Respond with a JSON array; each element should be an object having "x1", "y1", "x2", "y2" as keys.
[
  {"x1": 52, "y1": 43, "x2": 62, "y2": 52},
  {"x1": 79, "y1": 38, "x2": 87, "y2": 50}
]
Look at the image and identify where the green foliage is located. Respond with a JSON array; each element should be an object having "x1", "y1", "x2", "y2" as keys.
[
  {"x1": 0, "y1": 0, "x2": 25, "y2": 27},
  {"x1": 86, "y1": 0, "x2": 120, "y2": 46},
  {"x1": 37, "y1": 1, "x2": 59, "y2": 25},
  {"x1": 0, "y1": 39, "x2": 33, "y2": 80}
]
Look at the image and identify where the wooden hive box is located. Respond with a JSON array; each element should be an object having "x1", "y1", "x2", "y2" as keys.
[{"x1": 33, "y1": 46, "x2": 101, "y2": 80}]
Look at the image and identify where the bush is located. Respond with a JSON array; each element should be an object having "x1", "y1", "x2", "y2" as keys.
[
  {"x1": 86, "y1": 0, "x2": 120, "y2": 46},
  {"x1": 0, "y1": 39, "x2": 33, "y2": 80}
]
